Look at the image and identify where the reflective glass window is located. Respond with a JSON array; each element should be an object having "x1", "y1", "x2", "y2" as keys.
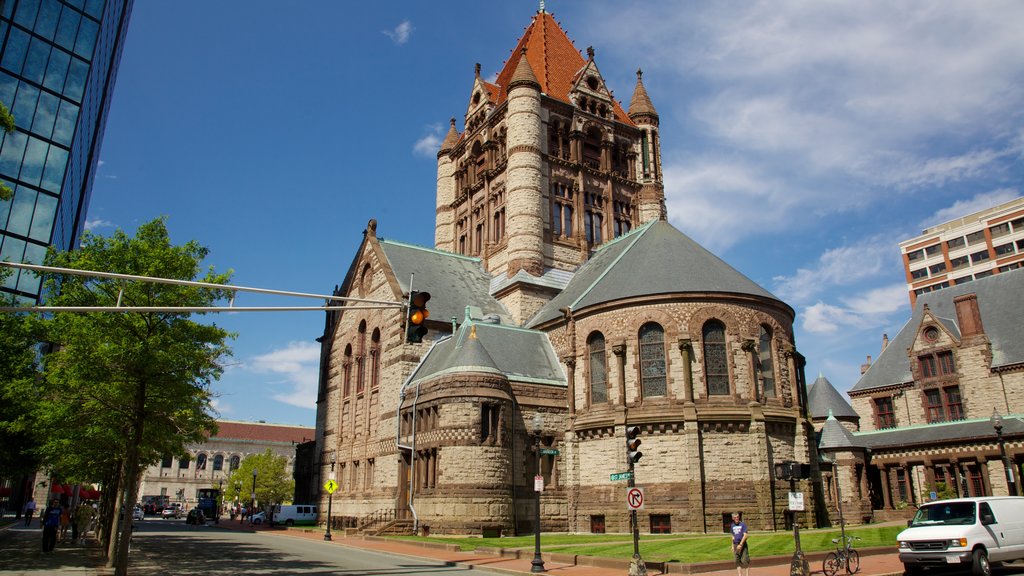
[
  {"x1": 0, "y1": 130, "x2": 28, "y2": 176},
  {"x1": 43, "y1": 47, "x2": 70, "y2": 92},
  {"x1": 74, "y1": 16, "x2": 98, "y2": 58},
  {"x1": 23, "y1": 240, "x2": 45, "y2": 265},
  {"x1": 65, "y1": 0, "x2": 84, "y2": 9},
  {"x1": 20, "y1": 136, "x2": 47, "y2": 186},
  {"x1": 0, "y1": 71, "x2": 16, "y2": 105},
  {"x1": 8, "y1": 186, "x2": 35, "y2": 235},
  {"x1": 31, "y1": 91, "x2": 58, "y2": 139},
  {"x1": 16, "y1": 256, "x2": 41, "y2": 292},
  {"x1": 55, "y1": 8, "x2": 81, "y2": 51},
  {"x1": 40, "y1": 145, "x2": 66, "y2": 192},
  {"x1": 85, "y1": 0, "x2": 104, "y2": 18},
  {"x1": 12, "y1": 82, "x2": 39, "y2": 126},
  {"x1": 0, "y1": 236, "x2": 26, "y2": 273},
  {"x1": 52, "y1": 100, "x2": 76, "y2": 145},
  {"x1": 29, "y1": 192, "x2": 56, "y2": 241},
  {"x1": 2, "y1": 28, "x2": 30, "y2": 75},
  {"x1": 2, "y1": 1, "x2": 13, "y2": 18},
  {"x1": 24, "y1": 37, "x2": 51, "y2": 85},
  {"x1": 63, "y1": 57, "x2": 86, "y2": 101},
  {"x1": 13, "y1": 0, "x2": 41, "y2": 29},
  {"x1": 35, "y1": 0, "x2": 61, "y2": 40}
]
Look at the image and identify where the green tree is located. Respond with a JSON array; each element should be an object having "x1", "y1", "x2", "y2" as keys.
[
  {"x1": 38, "y1": 217, "x2": 233, "y2": 576},
  {"x1": 0, "y1": 269, "x2": 43, "y2": 480},
  {"x1": 0, "y1": 102, "x2": 15, "y2": 200},
  {"x1": 224, "y1": 449, "x2": 295, "y2": 510}
]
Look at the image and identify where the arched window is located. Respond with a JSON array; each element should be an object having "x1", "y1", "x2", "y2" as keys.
[
  {"x1": 639, "y1": 323, "x2": 666, "y2": 398},
  {"x1": 703, "y1": 320, "x2": 729, "y2": 395},
  {"x1": 359, "y1": 264, "x2": 372, "y2": 297},
  {"x1": 213, "y1": 454, "x2": 224, "y2": 471},
  {"x1": 343, "y1": 344, "x2": 353, "y2": 397},
  {"x1": 588, "y1": 332, "x2": 607, "y2": 404},
  {"x1": 229, "y1": 455, "x2": 240, "y2": 471},
  {"x1": 370, "y1": 328, "x2": 381, "y2": 389},
  {"x1": 196, "y1": 453, "x2": 208, "y2": 470},
  {"x1": 583, "y1": 126, "x2": 602, "y2": 169},
  {"x1": 357, "y1": 321, "x2": 367, "y2": 393},
  {"x1": 179, "y1": 454, "x2": 190, "y2": 469},
  {"x1": 758, "y1": 325, "x2": 776, "y2": 399}
]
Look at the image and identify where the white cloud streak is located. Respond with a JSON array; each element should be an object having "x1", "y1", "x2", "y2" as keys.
[
  {"x1": 802, "y1": 283, "x2": 908, "y2": 334},
  {"x1": 919, "y1": 189, "x2": 1021, "y2": 230},
  {"x1": 413, "y1": 123, "x2": 443, "y2": 157},
  {"x1": 245, "y1": 341, "x2": 320, "y2": 410},
  {"x1": 772, "y1": 236, "x2": 897, "y2": 303},
  {"x1": 384, "y1": 20, "x2": 413, "y2": 45}
]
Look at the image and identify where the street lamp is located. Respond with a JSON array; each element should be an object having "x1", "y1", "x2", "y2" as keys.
[
  {"x1": 325, "y1": 450, "x2": 336, "y2": 541},
  {"x1": 216, "y1": 480, "x2": 222, "y2": 524},
  {"x1": 531, "y1": 412, "x2": 545, "y2": 573},
  {"x1": 992, "y1": 409, "x2": 1018, "y2": 496},
  {"x1": 250, "y1": 468, "x2": 257, "y2": 525},
  {"x1": 234, "y1": 482, "x2": 241, "y2": 522}
]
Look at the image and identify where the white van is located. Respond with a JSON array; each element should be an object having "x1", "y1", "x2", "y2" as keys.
[
  {"x1": 271, "y1": 504, "x2": 318, "y2": 527},
  {"x1": 897, "y1": 496, "x2": 1024, "y2": 576}
]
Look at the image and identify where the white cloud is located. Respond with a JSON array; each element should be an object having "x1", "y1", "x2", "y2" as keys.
[
  {"x1": 210, "y1": 397, "x2": 232, "y2": 416},
  {"x1": 772, "y1": 236, "x2": 896, "y2": 303},
  {"x1": 413, "y1": 123, "x2": 443, "y2": 157},
  {"x1": 919, "y1": 189, "x2": 1021, "y2": 230},
  {"x1": 384, "y1": 20, "x2": 413, "y2": 45},
  {"x1": 84, "y1": 218, "x2": 113, "y2": 232},
  {"x1": 801, "y1": 283, "x2": 907, "y2": 334},
  {"x1": 245, "y1": 341, "x2": 319, "y2": 410}
]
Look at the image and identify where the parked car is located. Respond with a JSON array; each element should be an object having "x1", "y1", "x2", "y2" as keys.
[
  {"x1": 250, "y1": 511, "x2": 266, "y2": 525},
  {"x1": 185, "y1": 508, "x2": 206, "y2": 525},
  {"x1": 272, "y1": 504, "x2": 318, "y2": 527},
  {"x1": 898, "y1": 496, "x2": 1024, "y2": 576},
  {"x1": 132, "y1": 505, "x2": 144, "y2": 521},
  {"x1": 161, "y1": 503, "x2": 183, "y2": 519}
]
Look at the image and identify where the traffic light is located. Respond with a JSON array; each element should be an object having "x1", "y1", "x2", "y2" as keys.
[
  {"x1": 405, "y1": 290, "x2": 431, "y2": 343},
  {"x1": 626, "y1": 425, "x2": 643, "y2": 465}
]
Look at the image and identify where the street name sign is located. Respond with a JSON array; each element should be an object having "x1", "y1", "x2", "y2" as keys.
[
  {"x1": 539, "y1": 448, "x2": 560, "y2": 456},
  {"x1": 324, "y1": 479, "x2": 338, "y2": 494},
  {"x1": 610, "y1": 471, "x2": 634, "y2": 481}
]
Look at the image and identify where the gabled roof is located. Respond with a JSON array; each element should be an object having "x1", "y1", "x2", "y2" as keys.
[
  {"x1": 378, "y1": 239, "x2": 509, "y2": 326},
  {"x1": 409, "y1": 319, "x2": 565, "y2": 386},
  {"x1": 527, "y1": 220, "x2": 788, "y2": 327},
  {"x1": 212, "y1": 421, "x2": 314, "y2": 444},
  {"x1": 807, "y1": 374, "x2": 858, "y2": 420},
  {"x1": 850, "y1": 269, "x2": 1024, "y2": 393},
  {"x1": 855, "y1": 415, "x2": 1024, "y2": 450},
  {"x1": 493, "y1": 11, "x2": 632, "y2": 125}
]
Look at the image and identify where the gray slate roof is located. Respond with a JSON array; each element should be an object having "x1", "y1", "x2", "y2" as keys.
[
  {"x1": 527, "y1": 220, "x2": 787, "y2": 327},
  {"x1": 379, "y1": 239, "x2": 510, "y2": 325},
  {"x1": 409, "y1": 319, "x2": 566, "y2": 386},
  {"x1": 854, "y1": 416, "x2": 1024, "y2": 450},
  {"x1": 818, "y1": 413, "x2": 862, "y2": 450},
  {"x1": 851, "y1": 269, "x2": 1024, "y2": 393},
  {"x1": 807, "y1": 374, "x2": 859, "y2": 420}
]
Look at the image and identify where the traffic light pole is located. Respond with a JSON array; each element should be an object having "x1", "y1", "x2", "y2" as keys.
[
  {"x1": 625, "y1": 425, "x2": 646, "y2": 576},
  {"x1": 788, "y1": 476, "x2": 809, "y2": 576}
]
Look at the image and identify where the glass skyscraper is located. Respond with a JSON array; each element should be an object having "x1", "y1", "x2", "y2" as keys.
[{"x1": 0, "y1": 0, "x2": 132, "y2": 304}]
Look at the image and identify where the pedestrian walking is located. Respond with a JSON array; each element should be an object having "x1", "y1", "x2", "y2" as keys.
[
  {"x1": 731, "y1": 512, "x2": 750, "y2": 576},
  {"x1": 74, "y1": 502, "x2": 94, "y2": 544},
  {"x1": 59, "y1": 505, "x2": 71, "y2": 542},
  {"x1": 22, "y1": 498, "x2": 36, "y2": 527},
  {"x1": 41, "y1": 499, "x2": 62, "y2": 552}
]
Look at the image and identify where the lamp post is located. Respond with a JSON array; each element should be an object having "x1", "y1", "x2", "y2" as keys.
[
  {"x1": 531, "y1": 412, "x2": 545, "y2": 573},
  {"x1": 325, "y1": 450, "x2": 336, "y2": 541},
  {"x1": 992, "y1": 409, "x2": 1018, "y2": 496},
  {"x1": 250, "y1": 469, "x2": 257, "y2": 525},
  {"x1": 216, "y1": 480, "x2": 222, "y2": 524}
]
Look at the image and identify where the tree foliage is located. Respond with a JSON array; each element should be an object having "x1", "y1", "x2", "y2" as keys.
[
  {"x1": 223, "y1": 449, "x2": 295, "y2": 507},
  {"x1": 0, "y1": 102, "x2": 14, "y2": 201},
  {"x1": 37, "y1": 217, "x2": 234, "y2": 575},
  {"x1": 0, "y1": 269, "x2": 43, "y2": 477}
]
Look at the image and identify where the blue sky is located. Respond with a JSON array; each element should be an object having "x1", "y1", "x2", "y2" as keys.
[{"x1": 85, "y1": 1, "x2": 1024, "y2": 427}]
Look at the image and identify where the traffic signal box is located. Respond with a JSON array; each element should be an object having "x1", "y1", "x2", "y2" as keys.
[
  {"x1": 405, "y1": 291, "x2": 431, "y2": 343},
  {"x1": 774, "y1": 461, "x2": 811, "y2": 480},
  {"x1": 626, "y1": 425, "x2": 643, "y2": 465}
]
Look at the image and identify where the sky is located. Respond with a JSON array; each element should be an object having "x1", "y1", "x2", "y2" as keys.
[{"x1": 85, "y1": 1, "x2": 1024, "y2": 428}]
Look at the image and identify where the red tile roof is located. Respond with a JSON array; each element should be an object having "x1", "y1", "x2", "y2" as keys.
[
  {"x1": 211, "y1": 420, "x2": 314, "y2": 444},
  {"x1": 494, "y1": 12, "x2": 632, "y2": 125}
]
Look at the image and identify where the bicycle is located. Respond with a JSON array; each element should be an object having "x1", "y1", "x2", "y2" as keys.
[{"x1": 822, "y1": 535, "x2": 860, "y2": 576}]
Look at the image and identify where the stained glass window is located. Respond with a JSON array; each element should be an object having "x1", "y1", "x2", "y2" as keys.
[
  {"x1": 704, "y1": 320, "x2": 729, "y2": 395},
  {"x1": 588, "y1": 332, "x2": 607, "y2": 404},
  {"x1": 639, "y1": 323, "x2": 666, "y2": 397},
  {"x1": 758, "y1": 325, "x2": 775, "y2": 398}
]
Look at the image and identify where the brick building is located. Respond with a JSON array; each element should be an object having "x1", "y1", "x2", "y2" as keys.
[
  {"x1": 818, "y1": 269, "x2": 1024, "y2": 524},
  {"x1": 312, "y1": 8, "x2": 816, "y2": 536}
]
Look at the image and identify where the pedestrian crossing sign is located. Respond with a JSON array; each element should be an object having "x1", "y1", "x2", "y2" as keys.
[{"x1": 324, "y1": 479, "x2": 338, "y2": 494}]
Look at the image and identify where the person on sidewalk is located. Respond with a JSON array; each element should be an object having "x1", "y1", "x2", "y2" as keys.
[
  {"x1": 22, "y1": 498, "x2": 36, "y2": 527},
  {"x1": 41, "y1": 499, "x2": 62, "y2": 552},
  {"x1": 731, "y1": 512, "x2": 750, "y2": 576},
  {"x1": 74, "y1": 502, "x2": 95, "y2": 544}
]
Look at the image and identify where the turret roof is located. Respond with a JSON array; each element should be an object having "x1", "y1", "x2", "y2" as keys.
[
  {"x1": 807, "y1": 374, "x2": 858, "y2": 420},
  {"x1": 628, "y1": 69, "x2": 658, "y2": 119}
]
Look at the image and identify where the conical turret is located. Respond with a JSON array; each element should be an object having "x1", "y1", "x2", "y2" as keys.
[{"x1": 628, "y1": 69, "x2": 658, "y2": 121}]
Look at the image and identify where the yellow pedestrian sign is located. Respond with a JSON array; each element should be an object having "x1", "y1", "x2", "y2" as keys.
[{"x1": 324, "y1": 479, "x2": 338, "y2": 494}]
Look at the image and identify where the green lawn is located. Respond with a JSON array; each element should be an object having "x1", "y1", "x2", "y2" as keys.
[{"x1": 389, "y1": 524, "x2": 903, "y2": 562}]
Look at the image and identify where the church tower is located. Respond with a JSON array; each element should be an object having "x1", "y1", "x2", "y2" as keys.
[{"x1": 434, "y1": 9, "x2": 665, "y2": 324}]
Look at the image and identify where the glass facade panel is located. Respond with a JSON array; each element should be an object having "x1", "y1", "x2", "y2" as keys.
[
  {"x1": 63, "y1": 57, "x2": 86, "y2": 101},
  {"x1": 12, "y1": 82, "x2": 39, "y2": 125},
  {"x1": 14, "y1": 0, "x2": 41, "y2": 30},
  {"x1": 0, "y1": 130, "x2": 28, "y2": 175},
  {"x1": 74, "y1": 16, "x2": 98, "y2": 58},
  {"x1": 31, "y1": 90, "x2": 58, "y2": 138},
  {"x1": 20, "y1": 135, "x2": 47, "y2": 185},
  {"x1": 54, "y1": 8, "x2": 81, "y2": 51},
  {"x1": 1, "y1": 28, "x2": 29, "y2": 74},
  {"x1": 35, "y1": 0, "x2": 61, "y2": 40},
  {"x1": 29, "y1": 192, "x2": 56, "y2": 241},
  {"x1": 40, "y1": 145, "x2": 67, "y2": 192},
  {"x1": 43, "y1": 46, "x2": 70, "y2": 92},
  {"x1": 0, "y1": 71, "x2": 16, "y2": 104},
  {"x1": 53, "y1": 99, "x2": 77, "y2": 145},
  {"x1": 24, "y1": 37, "x2": 51, "y2": 84},
  {"x1": 8, "y1": 186, "x2": 36, "y2": 236},
  {"x1": 85, "y1": 0, "x2": 104, "y2": 18}
]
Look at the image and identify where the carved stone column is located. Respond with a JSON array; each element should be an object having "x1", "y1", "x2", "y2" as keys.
[
  {"x1": 613, "y1": 343, "x2": 627, "y2": 406},
  {"x1": 678, "y1": 339, "x2": 694, "y2": 404},
  {"x1": 879, "y1": 465, "x2": 892, "y2": 510},
  {"x1": 563, "y1": 355, "x2": 577, "y2": 416}
]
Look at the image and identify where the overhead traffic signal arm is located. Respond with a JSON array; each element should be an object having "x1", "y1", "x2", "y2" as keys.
[
  {"x1": 405, "y1": 290, "x2": 431, "y2": 343},
  {"x1": 626, "y1": 425, "x2": 643, "y2": 466}
]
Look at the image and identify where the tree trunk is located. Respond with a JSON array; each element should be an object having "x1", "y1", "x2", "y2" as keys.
[
  {"x1": 100, "y1": 464, "x2": 122, "y2": 561},
  {"x1": 113, "y1": 380, "x2": 147, "y2": 576},
  {"x1": 106, "y1": 473, "x2": 125, "y2": 567}
]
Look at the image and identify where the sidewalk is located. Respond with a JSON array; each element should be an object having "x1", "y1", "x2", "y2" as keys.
[
  {"x1": 0, "y1": 522, "x2": 105, "y2": 575},
  {"x1": 218, "y1": 520, "x2": 906, "y2": 576}
]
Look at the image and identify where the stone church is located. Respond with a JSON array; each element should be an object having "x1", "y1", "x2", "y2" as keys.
[{"x1": 312, "y1": 8, "x2": 816, "y2": 535}]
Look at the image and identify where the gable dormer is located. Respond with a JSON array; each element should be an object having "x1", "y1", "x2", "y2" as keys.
[
  {"x1": 569, "y1": 47, "x2": 616, "y2": 120},
  {"x1": 465, "y1": 63, "x2": 499, "y2": 135}
]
